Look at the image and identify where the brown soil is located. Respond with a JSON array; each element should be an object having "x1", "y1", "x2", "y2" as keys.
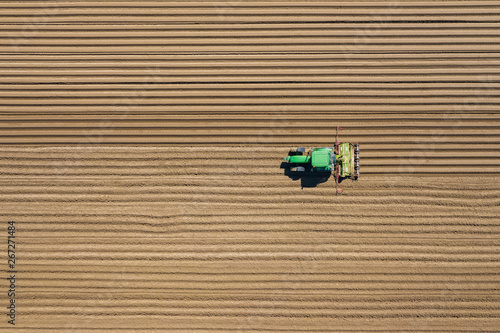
[{"x1": 0, "y1": 1, "x2": 499, "y2": 332}]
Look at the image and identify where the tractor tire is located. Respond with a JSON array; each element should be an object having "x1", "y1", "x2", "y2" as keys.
[
  {"x1": 289, "y1": 147, "x2": 306, "y2": 156},
  {"x1": 290, "y1": 166, "x2": 305, "y2": 172}
]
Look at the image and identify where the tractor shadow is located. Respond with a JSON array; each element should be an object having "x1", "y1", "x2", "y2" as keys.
[{"x1": 280, "y1": 162, "x2": 335, "y2": 188}]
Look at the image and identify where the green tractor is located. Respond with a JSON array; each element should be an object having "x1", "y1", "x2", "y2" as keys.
[{"x1": 283, "y1": 127, "x2": 359, "y2": 194}]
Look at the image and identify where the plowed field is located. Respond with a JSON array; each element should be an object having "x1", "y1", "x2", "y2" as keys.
[{"x1": 0, "y1": 1, "x2": 499, "y2": 332}]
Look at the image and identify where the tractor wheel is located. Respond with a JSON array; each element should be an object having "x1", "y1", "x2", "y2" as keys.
[
  {"x1": 289, "y1": 147, "x2": 306, "y2": 156},
  {"x1": 290, "y1": 166, "x2": 305, "y2": 172}
]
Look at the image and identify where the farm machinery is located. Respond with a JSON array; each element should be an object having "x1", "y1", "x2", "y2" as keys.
[{"x1": 282, "y1": 127, "x2": 359, "y2": 194}]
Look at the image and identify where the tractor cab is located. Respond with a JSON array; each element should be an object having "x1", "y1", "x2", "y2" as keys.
[{"x1": 311, "y1": 148, "x2": 335, "y2": 172}]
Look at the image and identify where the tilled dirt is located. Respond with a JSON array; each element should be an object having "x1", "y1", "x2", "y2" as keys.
[{"x1": 1, "y1": 1, "x2": 500, "y2": 332}]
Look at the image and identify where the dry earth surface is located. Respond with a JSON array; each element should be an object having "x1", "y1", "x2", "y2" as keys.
[{"x1": 0, "y1": 1, "x2": 499, "y2": 332}]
